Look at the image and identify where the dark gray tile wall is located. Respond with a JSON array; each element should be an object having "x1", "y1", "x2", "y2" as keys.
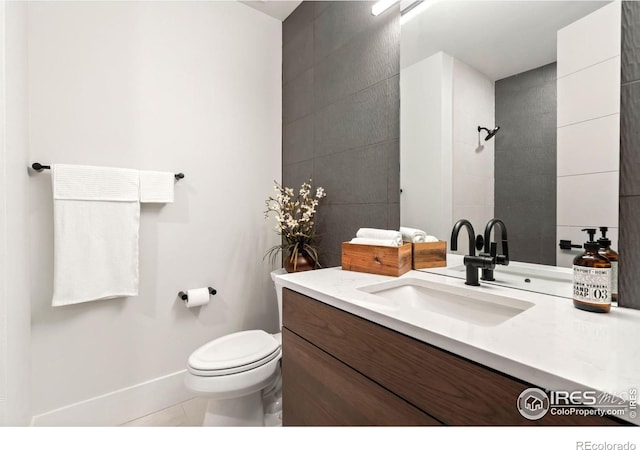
[
  {"x1": 622, "y1": 1, "x2": 640, "y2": 84},
  {"x1": 619, "y1": 1, "x2": 640, "y2": 309},
  {"x1": 282, "y1": 1, "x2": 400, "y2": 267},
  {"x1": 495, "y1": 63, "x2": 557, "y2": 266}
]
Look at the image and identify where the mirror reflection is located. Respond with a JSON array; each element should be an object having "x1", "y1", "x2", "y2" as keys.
[{"x1": 400, "y1": 0, "x2": 620, "y2": 297}]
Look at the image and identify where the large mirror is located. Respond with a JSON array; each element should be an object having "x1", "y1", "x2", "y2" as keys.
[{"x1": 400, "y1": 0, "x2": 620, "y2": 297}]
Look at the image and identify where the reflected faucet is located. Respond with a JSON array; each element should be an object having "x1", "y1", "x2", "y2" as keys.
[
  {"x1": 480, "y1": 219, "x2": 510, "y2": 281},
  {"x1": 450, "y1": 219, "x2": 496, "y2": 286}
]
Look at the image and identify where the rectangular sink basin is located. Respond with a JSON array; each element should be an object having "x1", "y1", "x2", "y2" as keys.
[{"x1": 357, "y1": 278, "x2": 535, "y2": 327}]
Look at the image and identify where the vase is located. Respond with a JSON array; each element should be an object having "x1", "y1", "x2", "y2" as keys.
[{"x1": 284, "y1": 251, "x2": 315, "y2": 273}]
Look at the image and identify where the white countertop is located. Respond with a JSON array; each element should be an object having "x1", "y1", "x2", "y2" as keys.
[{"x1": 276, "y1": 266, "x2": 640, "y2": 425}]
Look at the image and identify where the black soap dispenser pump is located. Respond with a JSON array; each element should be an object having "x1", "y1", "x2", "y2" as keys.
[
  {"x1": 597, "y1": 226, "x2": 619, "y2": 304},
  {"x1": 573, "y1": 228, "x2": 612, "y2": 313}
]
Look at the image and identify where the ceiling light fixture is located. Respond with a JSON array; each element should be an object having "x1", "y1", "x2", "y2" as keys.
[
  {"x1": 371, "y1": 0, "x2": 400, "y2": 16},
  {"x1": 400, "y1": 0, "x2": 438, "y2": 25}
]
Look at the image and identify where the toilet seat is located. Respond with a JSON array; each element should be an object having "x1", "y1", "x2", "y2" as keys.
[{"x1": 188, "y1": 330, "x2": 281, "y2": 377}]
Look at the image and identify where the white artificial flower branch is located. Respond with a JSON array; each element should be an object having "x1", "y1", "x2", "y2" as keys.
[{"x1": 264, "y1": 179, "x2": 327, "y2": 270}]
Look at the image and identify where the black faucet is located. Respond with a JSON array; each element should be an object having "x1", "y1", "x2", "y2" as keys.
[
  {"x1": 479, "y1": 219, "x2": 510, "y2": 281},
  {"x1": 450, "y1": 219, "x2": 496, "y2": 286}
]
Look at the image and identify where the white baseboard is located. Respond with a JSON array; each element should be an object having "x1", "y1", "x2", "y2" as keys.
[{"x1": 30, "y1": 369, "x2": 193, "y2": 426}]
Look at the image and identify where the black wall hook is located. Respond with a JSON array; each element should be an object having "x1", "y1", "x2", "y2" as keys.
[
  {"x1": 32, "y1": 163, "x2": 51, "y2": 171},
  {"x1": 559, "y1": 240, "x2": 583, "y2": 250},
  {"x1": 178, "y1": 287, "x2": 216, "y2": 301}
]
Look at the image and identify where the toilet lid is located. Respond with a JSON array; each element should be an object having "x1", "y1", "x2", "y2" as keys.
[{"x1": 188, "y1": 330, "x2": 280, "y2": 374}]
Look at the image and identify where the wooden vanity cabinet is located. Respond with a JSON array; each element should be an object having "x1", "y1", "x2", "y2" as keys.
[{"x1": 282, "y1": 288, "x2": 625, "y2": 426}]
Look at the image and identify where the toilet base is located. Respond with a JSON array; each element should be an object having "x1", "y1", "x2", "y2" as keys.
[
  {"x1": 203, "y1": 392, "x2": 264, "y2": 426},
  {"x1": 262, "y1": 366, "x2": 282, "y2": 427},
  {"x1": 199, "y1": 367, "x2": 282, "y2": 427}
]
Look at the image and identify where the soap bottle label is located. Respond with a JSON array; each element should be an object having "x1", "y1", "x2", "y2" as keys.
[{"x1": 573, "y1": 266, "x2": 611, "y2": 304}]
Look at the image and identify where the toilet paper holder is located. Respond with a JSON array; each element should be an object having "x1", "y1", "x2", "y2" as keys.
[{"x1": 178, "y1": 287, "x2": 217, "y2": 301}]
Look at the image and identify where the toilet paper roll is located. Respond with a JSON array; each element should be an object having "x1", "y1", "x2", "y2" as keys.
[{"x1": 185, "y1": 288, "x2": 210, "y2": 308}]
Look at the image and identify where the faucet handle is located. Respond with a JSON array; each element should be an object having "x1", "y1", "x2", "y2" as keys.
[
  {"x1": 490, "y1": 242, "x2": 498, "y2": 258},
  {"x1": 499, "y1": 240, "x2": 510, "y2": 265},
  {"x1": 475, "y1": 234, "x2": 484, "y2": 251}
]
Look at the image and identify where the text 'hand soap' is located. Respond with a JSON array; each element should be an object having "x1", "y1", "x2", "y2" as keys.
[{"x1": 573, "y1": 228, "x2": 612, "y2": 313}]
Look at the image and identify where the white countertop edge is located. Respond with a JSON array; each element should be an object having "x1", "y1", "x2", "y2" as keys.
[{"x1": 277, "y1": 268, "x2": 639, "y2": 426}]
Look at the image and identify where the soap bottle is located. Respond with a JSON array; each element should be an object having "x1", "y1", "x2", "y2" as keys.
[
  {"x1": 597, "y1": 226, "x2": 618, "y2": 305},
  {"x1": 573, "y1": 228, "x2": 612, "y2": 313}
]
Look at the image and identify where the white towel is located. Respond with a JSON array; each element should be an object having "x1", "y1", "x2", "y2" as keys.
[
  {"x1": 349, "y1": 237, "x2": 401, "y2": 247},
  {"x1": 355, "y1": 228, "x2": 402, "y2": 245},
  {"x1": 139, "y1": 170, "x2": 174, "y2": 203},
  {"x1": 53, "y1": 163, "x2": 139, "y2": 202},
  {"x1": 52, "y1": 164, "x2": 140, "y2": 306},
  {"x1": 424, "y1": 235, "x2": 439, "y2": 243},
  {"x1": 400, "y1": 226, "x2": 428, "y2": 243}
]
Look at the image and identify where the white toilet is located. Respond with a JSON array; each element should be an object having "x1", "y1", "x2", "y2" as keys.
[{"x1": 184, "y1": 269, "x2": 286, "y2": 426}]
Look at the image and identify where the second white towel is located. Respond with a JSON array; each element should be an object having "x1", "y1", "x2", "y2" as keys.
[
  {"x1": 400, "y1": 226, "x2": 427, "y2": 243},
  {"x1": 400, "y1": 227, "x2": 440, "y2": 243},
  {"x1": 139, "y1": 170, "x2": 175, "y2": 203}
]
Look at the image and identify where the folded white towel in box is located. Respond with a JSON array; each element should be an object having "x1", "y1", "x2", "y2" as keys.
[
  {"x1": 355, "y1": 228, "x2": 402, "y2": 245},
  {"x1": 349, "y1": 237, "x2": 401, "y2": 247},
  {"x1": 424, "y1": 235, "x2": 439, "y2": 243},
  {"x1": 139, "y1": 170, "x2": 174, "y2": 203},
  {"x1": 400, "y1": 226, "x2": 427, "y2": 243},
  {"x1": 52, "y1": 164, "x2": 140, "y2": 306}
]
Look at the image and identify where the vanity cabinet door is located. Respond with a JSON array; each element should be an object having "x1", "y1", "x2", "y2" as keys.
[
  {"x1": 282, "y1": 288, "x2": 625, "y2": 426},
  {"x1": 282, "y1": 329, "x2": 441, "y2": 426}
]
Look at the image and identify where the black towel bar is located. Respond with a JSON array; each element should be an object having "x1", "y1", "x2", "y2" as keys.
[
  {"x1": 31, "y1": 162, "x2": 185, "y2": 180},
  {"x1": 178, "y1": 287, "x2": 217, "y2": 301}
]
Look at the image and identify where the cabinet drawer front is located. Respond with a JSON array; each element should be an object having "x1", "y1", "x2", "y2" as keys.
[
  {"x1": 282, "y1": 329, "x2": 441, "y2": 426},
  {"x1": 283, "y1": 288, "x2": 623, "y2": 426}
]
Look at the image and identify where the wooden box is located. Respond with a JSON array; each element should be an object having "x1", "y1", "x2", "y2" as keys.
[
  {"x1": 341, "y1": 242, "x2": 412, "y2": 277},
  {"x1": 411, "y1": 241, "x2": 447, "y2": 269}
]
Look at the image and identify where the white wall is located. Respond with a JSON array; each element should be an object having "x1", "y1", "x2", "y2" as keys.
[
  {"x1": 556, "y1": 1, "x2": 620, "y2": 267},
  {"x1": 452, "y1": 59, "x2": 495, "y2": 245},
  {"x1": 27, "y1": 1, "x2": 281, "y2": 425},
  {"x1": 0, "y1": 1, "x2": 6, "y2": 425},
  {"x1": 0, "y1": 0, "x2": 31, "y2": 426},
  {"x1": 400, "y1": 52, "x2": 494, "y2": 248},
  {"x1": 400, "y1": 51, "x2": 453, "y2": 242}
]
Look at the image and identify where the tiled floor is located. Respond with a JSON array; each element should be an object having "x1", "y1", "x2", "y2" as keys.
[{"x1": 119, "y1": 397, "x2": 208, "y2": 426}]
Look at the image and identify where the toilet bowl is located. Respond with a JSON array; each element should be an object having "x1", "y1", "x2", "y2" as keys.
[{"x1": 184, "y1": 269, "x2": 286, "y2": 426}]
